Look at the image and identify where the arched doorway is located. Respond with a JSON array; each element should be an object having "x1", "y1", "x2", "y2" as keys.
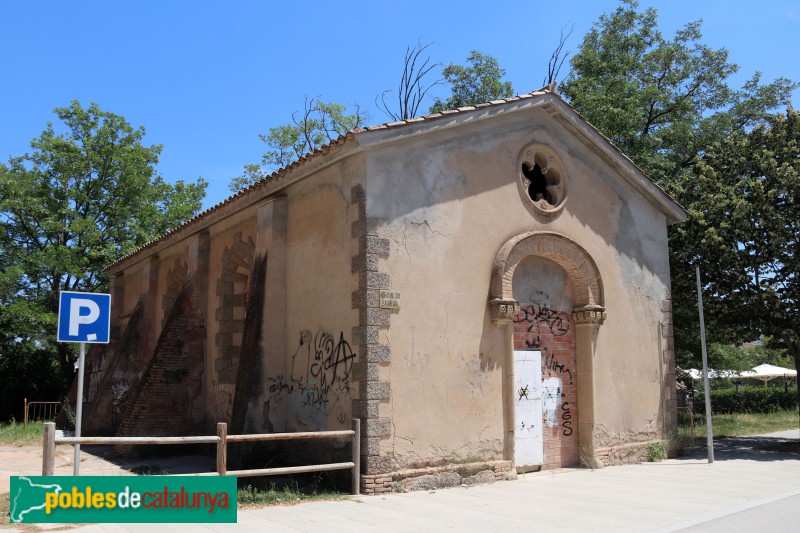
[
  {"x1": 489, "y1": 231, "x2": 606, "y2": 469},
  {"x1": 512, "y1": 256, "x2": 578, "y2": 468}
]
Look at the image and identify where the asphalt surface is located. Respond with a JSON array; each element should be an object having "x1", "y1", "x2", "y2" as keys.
[{"x1": 4, "y1": 429, "x2": 799, "y2": 532}]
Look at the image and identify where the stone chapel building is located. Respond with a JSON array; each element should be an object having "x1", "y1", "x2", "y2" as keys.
[{"x1": 67, "y1": 85, "x2": 687, "y2": 492}]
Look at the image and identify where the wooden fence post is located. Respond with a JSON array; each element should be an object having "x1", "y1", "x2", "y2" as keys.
[
  {"x1": 42, "y1": 422, "x2": 55, "y2": 475},
  {"x1": 351, "y1": 418, "x2": 360, "y2": 495},
  {"x1": 24, "y1": 398, "x2": 28, "y2": 429},
  {"x1": 216, "y1": 423, "x2": 227, "y2": 476}
]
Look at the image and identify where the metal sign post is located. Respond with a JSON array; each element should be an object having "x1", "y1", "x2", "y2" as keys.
[
  {"x1": 696, "y1": 266, "x2": 714, "y2": 463},
  {"x1": 74, "y1": 342, "x2": 86, "y2": 475},
  {"x1": 57, "y1": 291, "x2": 111, "y2": 476}
]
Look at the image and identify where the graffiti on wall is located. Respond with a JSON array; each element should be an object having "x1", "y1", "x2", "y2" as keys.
[
  {"x1": 266, "y1": 329, "x2": 356, "y2": 428},
  {"x1": 542, "y1": 377, "x2": 562, "y2": 427},
  {"x1": 561, "y1": 401, "x2": 573, "y2": 436},
  {"x1": 543, "y1": 351, "x2": 573, "y2": 385},
  {"x1": 513, "y1": 305, "x2": 570, "y2": 349}
]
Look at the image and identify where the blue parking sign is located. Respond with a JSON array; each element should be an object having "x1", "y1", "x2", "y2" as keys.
[{"x1": 57, "y1": 292, "x2": 111, "y2": 344}]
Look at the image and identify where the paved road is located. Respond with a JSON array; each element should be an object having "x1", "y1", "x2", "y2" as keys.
[
  {"x1": 4, "y1": 430, "x2": 799, "y2": 532},
  {"x1": 674, "y1": 493, "x2": 800, "y2": 532}
]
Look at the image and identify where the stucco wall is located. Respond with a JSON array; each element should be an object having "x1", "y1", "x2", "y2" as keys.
[
  {"x1": 276, "y1": 156, "x2": 363, "y2": 432},
  {"x1": 84, "y1": 100, "x2": 674, "y2": 475},
  {"x1": 364, "y1": 106, "x2": 672, "y2": 470},
  {"x1": 206, "y1": 213, "x2": 257, "y2": 426},
  {"x1": 186, "y1": 156, "x2": 365, "y2": 433},
  {"x1": 154, "y1": 246, "x2": 189, "y2": 330},
  {"x1": 97, "y1": 154, "x2": 365, "y2": 438}
]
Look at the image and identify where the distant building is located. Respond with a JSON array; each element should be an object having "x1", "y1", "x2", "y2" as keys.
[{"x1": 66, "y1": 86, "x2": 687, "y2": 492}]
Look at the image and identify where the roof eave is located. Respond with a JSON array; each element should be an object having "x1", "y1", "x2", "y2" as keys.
[
  {"x1": 542, "y1": 97, "x2": 689, "y2": 225},
  {"x1": 106, "y1": 135, "x2": 363, "y2": 273}
]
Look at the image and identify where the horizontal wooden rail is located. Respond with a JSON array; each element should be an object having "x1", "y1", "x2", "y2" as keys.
[
  {"x1": 42, "y1": 419, "x2": 362, "y2": 495},
  {"x1": 227, "y1": 462, "x2": 355, "y2": 478},
  {"x1": 226, "y1": 430, "x2": 354, "y2": 442},
  {"x1": 55, "y1": 436, "x2": 220, "y2": 445}
]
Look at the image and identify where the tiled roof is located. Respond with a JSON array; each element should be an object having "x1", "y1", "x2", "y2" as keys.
[{"x1": 107, "y1": 85, "x2": 685, "y2": 270}]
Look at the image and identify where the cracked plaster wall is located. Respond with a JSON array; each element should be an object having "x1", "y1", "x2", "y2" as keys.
[{"x1": 364, "y1": 106, "x2": 673, "y2": 469}]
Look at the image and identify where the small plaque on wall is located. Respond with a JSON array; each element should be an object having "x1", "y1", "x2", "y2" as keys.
[{"x1": 379, "y1": 290, "x2": 400, "y2": 310}]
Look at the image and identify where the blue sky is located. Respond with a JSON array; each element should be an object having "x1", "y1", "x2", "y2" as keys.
[{"x1": 2, "y1": 0, "x2": 798, "y2": 210}]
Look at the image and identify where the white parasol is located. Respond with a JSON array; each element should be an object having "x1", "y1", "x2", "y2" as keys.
[{"x1": 739, "y1": 364, "x2": 798, "y2": 385}]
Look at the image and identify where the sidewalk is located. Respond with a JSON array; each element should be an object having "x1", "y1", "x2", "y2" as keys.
[{"x1": 7, "y1": 430, "x2": 800, "y2": 532}]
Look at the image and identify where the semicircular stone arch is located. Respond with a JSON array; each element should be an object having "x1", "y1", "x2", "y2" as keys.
[
  {"x1": 492, "y1": 230, "x2": 607, "y2": 468},
  {"x1": 490, "y1": 231, "x2": 605, "y2": 321}
]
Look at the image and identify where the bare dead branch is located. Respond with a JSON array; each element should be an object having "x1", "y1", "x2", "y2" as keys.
[
  {"x1": 544, "y1": 24, "x2": 575, "y2": 87},
  {"x1": 377, "y1": 40, "x2": 443, "y2": 121}
]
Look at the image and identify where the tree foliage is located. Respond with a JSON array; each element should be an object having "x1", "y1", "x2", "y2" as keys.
[
  {"x1": 230, "y1": 97, "x2": 367, "y2": 192},
  {"x1": 430, "y1": 51, "x2": 514, "y2": 113},
  {"x1": 233, "y1": 50, "x2": 514, "y2": 192},
  {"x1": 674, "y1": 110, "x2": 800, "y2": 400},
  {"x1": 0, "y1": 101, "x2": 206, "y2": 414},
  {"x1": 561, "y1": 0, "x2": 797, "y2": 374},
  {"x1": 704, "y1": 342, "x2": 791, "y2": 373},
  {"x1": 561, "y1": 0, "x2": 795, "y2": 184}
]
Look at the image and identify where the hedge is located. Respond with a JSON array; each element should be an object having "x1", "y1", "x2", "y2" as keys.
[{"x1": 692, "y1": 387, "x2": 798, "y2": 414}]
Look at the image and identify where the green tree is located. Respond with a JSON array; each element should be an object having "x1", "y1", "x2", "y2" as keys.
[
  {"x1": 707, "y1": 344, "x2": 760, "y2": 373},
  {"x1": 560, "y1": 0, "x2": 796, "y2": 368},
  {"x1": 675, "y1": 110, "x2": 800, "y2": 403},
  {"x1": 429, "y1": 51, "x2": 514, "y2": 113},
  {"x1": 0, "y1": 101, "x2": 207, "y2": 407},
  {"x1": 230, "y1": 97, "x2": 367, "y2": 192},
  {"x1": 561, "y1": 0, "x2": 795, "y2": 184}
]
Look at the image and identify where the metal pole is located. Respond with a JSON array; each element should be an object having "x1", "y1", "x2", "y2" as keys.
[
  {"x1": 74, "y1": 342, "x2": 86, "y2": 475},
  {"x1": 352, "y1": 419, "x2": 361, "y2": 495},
  {"x1": 696, "y1": 267, "x2": 714, "y2": 463},
  {"x1": 24, "y1": 398, "x2": 28, "y2": 429}
]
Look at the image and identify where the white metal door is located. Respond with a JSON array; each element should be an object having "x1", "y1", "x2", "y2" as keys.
[{"x1": 514, "y1": 350, "x2": 543, "y2": 468}]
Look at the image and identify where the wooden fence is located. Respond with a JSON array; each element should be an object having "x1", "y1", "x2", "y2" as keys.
[{"x1": 42, "y1": 419, "x2": 361, "y2": 495}]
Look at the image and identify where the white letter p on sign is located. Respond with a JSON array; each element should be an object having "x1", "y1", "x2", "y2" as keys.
[{"x1": 69, "y1": 298, "x2": 101, "y2": 339}]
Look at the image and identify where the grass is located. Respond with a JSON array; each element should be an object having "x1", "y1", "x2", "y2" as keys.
[
  {"x1": 0, "y1": 420, "x2": 46, "y2": 446},
  {"x1": 237, "y1": 483, "x2": 345, "y2": 508},
  {"x1": 647, "y1": 441, "x2": 667, "y2": 462},
  {"x1": 685, "y1": 409, "x2": 799, "y2": 439},
  {"x1": 672, "y1": 409, "x2": 799, "y2": 457}
]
